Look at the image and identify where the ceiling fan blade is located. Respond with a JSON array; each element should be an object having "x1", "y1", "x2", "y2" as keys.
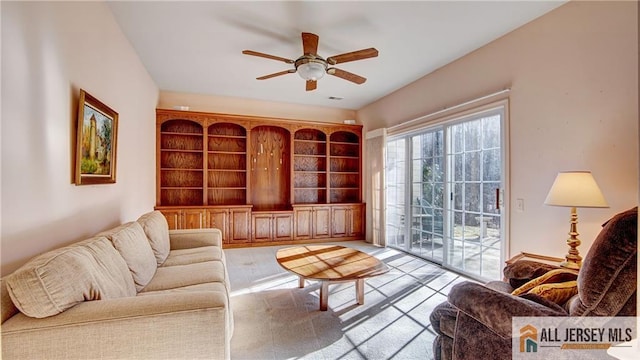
[
  {"x1": 242, "y1": 50, "x2": 294, "y2": 64},
  {"x1": 306, "y1": 80, "x2": 317, "y2": 91},
  {"x1": 301, "y1": 32, "x2": 319, "y2": 55},
  {"x1": 327, "y1": 68, "x2": 366, "y2": 84},
  {"x1": 256, "y1": 69, "x2": 296, "y2": 80},
  {"x1": 327, "y1": 48, "x2": 379, "y2": 65}
]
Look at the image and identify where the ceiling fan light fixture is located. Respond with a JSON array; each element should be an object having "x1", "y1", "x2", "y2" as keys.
[
  {"x1": 242, "y1": 32, "x2": 378, "y2": 90},
  {"x1": 296, "y1": 58, "x2": 327, "y2": 81}
]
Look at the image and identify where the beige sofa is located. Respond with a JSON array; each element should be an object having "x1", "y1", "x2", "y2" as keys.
[{"x1": 1, "y1": 210, "x2": 233, "y2": 359}]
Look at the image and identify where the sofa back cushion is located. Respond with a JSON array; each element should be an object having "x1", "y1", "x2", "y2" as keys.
[
  {"x1": 1, "y1": 278, "x2": 19, "y2": 323},
  {"x1": 99, "y1": 222, "x2": 158, "y2": 292},
  {"x1": 137, "y1": 210, "x2": 170, "y2": 266},
  {"x1": 4, "y1": 237, "x2": 136, "y2": 318},
  {"x1": 569, "y1": 207, "x2": 637, "y2": 316}
]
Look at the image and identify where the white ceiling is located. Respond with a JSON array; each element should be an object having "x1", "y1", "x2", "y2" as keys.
[{"x1": 108, "y1": 1, "x2": 565, "y2": 110}]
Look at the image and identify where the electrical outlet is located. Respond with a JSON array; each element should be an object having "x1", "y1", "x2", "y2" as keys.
[{"x1": 516, "y1": 198, "x2": 525, "y2": 212}]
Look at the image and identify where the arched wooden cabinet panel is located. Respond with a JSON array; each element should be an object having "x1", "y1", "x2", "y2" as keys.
[
  {"x1": 155, "y1": 109, "x2": 364, "y2": 247},
  {"x1": 250, "y1": 125, "x2": 290, "y2": 211}
]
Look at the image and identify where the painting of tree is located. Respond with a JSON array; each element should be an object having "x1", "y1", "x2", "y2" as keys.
[{"x1": 75, "y1": 90, "x2": 118, "y2": 185}]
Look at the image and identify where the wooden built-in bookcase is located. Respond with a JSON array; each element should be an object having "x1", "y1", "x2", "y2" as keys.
[
  {"x1": 207, "y1": 123, "x2": 247, "y2": 205},
  {"x1": 159, "y1": 119, "x2": 204, "y2": 206},
  {"x1": 329, "y1": 131, "x2": 361, "y2": 203},
  {"x1": 155, "y1": 109, "x2": 364, "y2": 247},
  {"x1": 293, "y1": 129, "x2": 327, "y2": 204}
]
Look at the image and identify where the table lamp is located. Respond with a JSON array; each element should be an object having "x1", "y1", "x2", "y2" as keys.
[{"x1": 544, "y1": 171, "x2": 608, "y2": 269}]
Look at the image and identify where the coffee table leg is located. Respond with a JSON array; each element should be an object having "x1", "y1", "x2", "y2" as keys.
[
  {"x1": 298, "y1": 276, "x2": 305, "y2": 288},
  {"x1": 356, "y1": 279, "x2": 365, "y2": 305},
  {"x1": 320, "y1": 281, "x2": 329, "y2": 311}
]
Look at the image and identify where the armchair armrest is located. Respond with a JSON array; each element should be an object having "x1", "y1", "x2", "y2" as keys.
[
  {"x1": 169, "y1": 228, "x2": 222, "y2": 249},
  {"x1": 448, "y1": 282, "x2": 567, "y2": 338}
]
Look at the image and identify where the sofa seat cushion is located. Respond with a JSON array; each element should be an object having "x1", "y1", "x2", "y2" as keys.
[
  {"x1": 4, "y1": 237, "x2": 136, "y2": 318},
  {"x1": 137, "y1": 211, "x2": 170, "y2": 266},
  {"x1": 161, "y1": 246, "x2": 223, "y2": 267},
  {"x1": 140, "y1": 261, "x2": 227, "y2": 293},
  {"x1": 99, "y1": 222, "x2": 157, "y2": 292},
  {"x1": 137, "y1": 281, "x2": 234, "y2": 336},
  {"x1": 137, "y1": 282, "x2": 227, "y2": 296}
]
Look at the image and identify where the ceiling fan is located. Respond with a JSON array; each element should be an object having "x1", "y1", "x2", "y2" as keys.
[{"x1": 242, "y1": 32, "x2": 378, "y2": 91}]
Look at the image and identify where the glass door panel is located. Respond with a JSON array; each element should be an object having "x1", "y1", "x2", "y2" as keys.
[
  {"x1": 409, "y1": 130, "x2": 444, "y2": 262},
  {"x1": 385, "y1": 138, "x2": 406, "y2": 248},
  {"x1": 446, "y1": 113, "x2": 502, "y2": 280}
]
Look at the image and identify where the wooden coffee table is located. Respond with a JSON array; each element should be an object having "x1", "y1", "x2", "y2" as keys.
[{"x1": 276, "y1": 244, "x2": 389, "y2": 311}]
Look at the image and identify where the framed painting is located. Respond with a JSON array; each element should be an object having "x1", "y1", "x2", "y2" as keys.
[{"x1": 74, "y1": 89, "x2": 118, "y2": 185}]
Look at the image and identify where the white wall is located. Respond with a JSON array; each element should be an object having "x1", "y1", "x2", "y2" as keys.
[
  {"x1": 358, "y1": 1, "x2": 638, "y2": 258},
  {"x1": 159, "y1": 90, "x2": 356, "y2": 124},
  {"x1": 1, "y1": 1, "x2": 159, "y2": 274}
]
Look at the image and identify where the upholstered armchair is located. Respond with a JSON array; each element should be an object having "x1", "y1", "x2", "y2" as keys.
[{"x1": 430, "y1": 207, "x2": 637, "y2": 360}]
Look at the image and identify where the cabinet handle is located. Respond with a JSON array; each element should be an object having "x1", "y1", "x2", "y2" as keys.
[{"x1": 495, "y1": 188, "x2": 500, "y2": 210}]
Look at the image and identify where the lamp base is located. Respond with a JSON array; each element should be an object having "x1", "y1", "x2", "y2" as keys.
[{"x1": 559, "y1": 206, "x2": 583, "y2": 270}]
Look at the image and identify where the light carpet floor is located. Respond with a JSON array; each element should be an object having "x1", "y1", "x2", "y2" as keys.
[{"x1": 226, "y1": 241, "x2": 471, "y2": 360}]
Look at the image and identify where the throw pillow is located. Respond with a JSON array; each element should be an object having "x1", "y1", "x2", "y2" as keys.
[
  {"x1": 527, "y1": 280, "x2": 578, "y2": 305},
  {"x1": 100, "y1": 222, "x2": 157, "y2": 292},
  {"x1": 5, "y1": 237, "x2": 136, "y2": 318},
  {"x1": 137, "y1": 210, "x2": 171, "y2": 266},
  {"x1": 511, "y1": 268, "x2": 578, "y2": 296}
]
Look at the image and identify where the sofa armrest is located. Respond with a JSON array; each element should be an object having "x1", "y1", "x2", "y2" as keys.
[
  {"x1": 448, "y1": 282, "x2": 567, "y2": 338},
  {"x1": 2, "y1": 292, "x2": 230, "y2": 359},
  {"x1": 169, "y1": 228, "x2": 222, "y2": 249}
]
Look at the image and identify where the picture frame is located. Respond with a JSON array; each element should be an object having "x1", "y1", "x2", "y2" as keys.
[{"x1": 74, "y1": 89, "x2": 118, "y2": 185}]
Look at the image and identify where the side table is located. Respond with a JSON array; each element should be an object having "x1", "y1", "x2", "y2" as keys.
[
  {"x1": 504, "y1": 252, "x2": 579, "y2": 282},
  {"x1": 505, "y1": 252, "x2": 566, "y2": 267}
]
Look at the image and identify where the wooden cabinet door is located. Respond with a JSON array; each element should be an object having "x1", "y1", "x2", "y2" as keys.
[
  {"x1": 273, "y1": 213, "x2": 293, "y2": 241},
  {"x1": 313, "y1": 206, "x2": 331, "y2": 238},
  {"x1": 183, "y1": 209, "x2": 206, "y2": 229},
  {"x1": 349, "y1": 205, "x2": 364, "y2": 237},
  {"x1": 252, "y1": 213, "x2": 273, "y2": 242},
  {"x1": 330, "y1": 205, "x2": 364, "y2": 238},
  {"x1": 229, "y1": 208, "x2": 251, "y2": 244},
  {"x1": 294, "y1": 207, "x2": 313, "y2": 240},
  {"x1": 331, "y1": 206, "x2": 349, "y2": 237},
  {"x1": 207, "y1": 209, "x2": 229, "y2": 243},
  {"x1": 160, "y1": 209, "x2": 182, "y2": 230}
]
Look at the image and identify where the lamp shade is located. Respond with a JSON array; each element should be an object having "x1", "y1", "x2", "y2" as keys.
[{"x1": 544, "y1": 171, "x2": 608, "y2": 208}]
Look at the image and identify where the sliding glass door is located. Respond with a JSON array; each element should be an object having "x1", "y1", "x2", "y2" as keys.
[
  {"x1": 385, "y1": 108, "x2": 505, "y2": 281},
  {"x1": 446, "y1": 113, "x2": 503, "y2": 280}
]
